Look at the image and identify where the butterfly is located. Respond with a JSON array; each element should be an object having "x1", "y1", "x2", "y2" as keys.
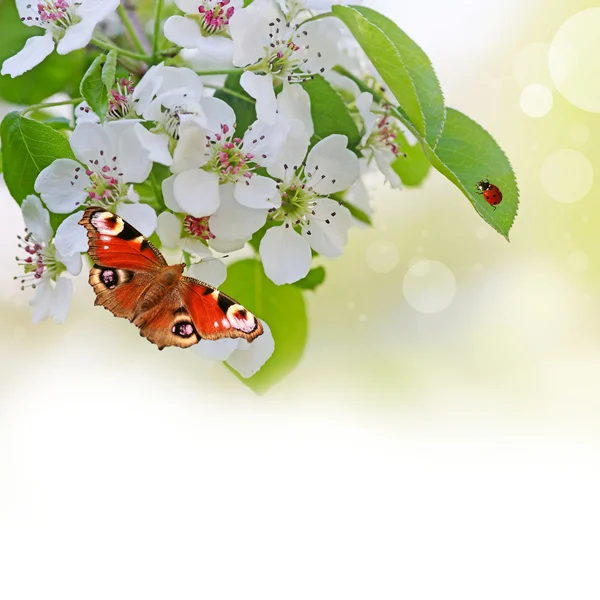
[{"x1": 79, "y1": 207, "x2": 263, "y2": 350}]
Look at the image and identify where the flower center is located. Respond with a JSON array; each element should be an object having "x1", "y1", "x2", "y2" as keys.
[
  {"x1": 197, "y1": 0, "x2": 235, "y2": 36},
  {"x1": 184, "y1": 215, "x2": 214, "y2": 241},
  {"x1": 108, "y1": 77, "x2": 136, "y2": 120},
  {"x1": 15, "y1": 230, "x2": 62, "y2": 289},
  {"x1": 22, "y1": 0, "x2": 80, "y2": 36},
  {"x1": 368, "y1": 109, "x2": 402, "y2": 156},
  {"x1": 76, "y1": 151, "x2": 128, "y2": 207}
]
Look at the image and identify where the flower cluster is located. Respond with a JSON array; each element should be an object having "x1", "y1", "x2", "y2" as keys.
[{"x1": 3, "y1": 0, "x2": 416, "y2": 378}]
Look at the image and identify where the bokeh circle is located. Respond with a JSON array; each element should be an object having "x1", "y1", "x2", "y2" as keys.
[
  {"x1": 403, "y1": 260, "x2": 457, "y2": 314},
  {"x1": 541, "y1": 149, "x2": 593, "y2": 203}
]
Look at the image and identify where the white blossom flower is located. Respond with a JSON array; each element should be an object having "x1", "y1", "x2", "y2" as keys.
[
  {"x1": 259, "y1": 133, "x2": 358, "y2": 285},
  {"x1": 164, "y1": 0, "x2": 243, "y2": 64},
  {"x1": 1, "y1": 0, "x2": 120, "y2": 78},
  {"x1": 229, "y1": 0, "x2": 339, "y2": 84},
  {"x1": 193, "y1": 321, "x2": 275, "y2": 378},
  {"x1": 169, "y1": 97, "x2": 280, "y2": 227},
  {"x1": 276, "y1": 0, "x2": 360, "y2": 20},
  {"x1": 15, "y1": 195, "x2": 84, "y2": 324},
  {"x1": 356, "y1": 92, "x2": 402, "y2": 188},
  {"x1": 34, "y1": 121, "x2": 157, "y2": 236}
]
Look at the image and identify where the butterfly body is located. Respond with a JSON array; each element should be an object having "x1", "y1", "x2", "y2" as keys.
[{"x1": 80, "y1": 207, "x2": 263, "y2": 350}]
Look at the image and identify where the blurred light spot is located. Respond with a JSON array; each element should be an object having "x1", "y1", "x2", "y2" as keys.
[
  {"x1": 520, "y1": 84, "x2": 553, "y2": 118},
  {"x1": 568, "y1": 124, "x2": 589, "y2": 146},
  {"x1": 347, "y1": 301, "x2": 355, "y2": 310},
  {"x1": 566, "y1": 251, "x2": 589, "y2": 273},
  {"x1": 541, "y1": 149, "x2": 593, "y2": 203},
  {"x1": 514, "y1": 42, "x2": 552, "y2": 87},
  {"x1": 358, "y1": 314, "x2": 367, "y2": 322},
  {"x1": 365, "y1": 240, "x2": 399, "y2": 273},
  {"x1": 403, "y1": 260, "x2": 457, "y2": 314},
  {"x1": 549, "y1": 9, "x2": 600, "y2": 112}
]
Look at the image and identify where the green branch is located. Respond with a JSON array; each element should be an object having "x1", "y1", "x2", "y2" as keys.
[
  {"x1": 153, "y1": 0, "x2": 165, "y2": 59},
  {"x1": 117, "y1": 4, "x2": 147, "y2": 56},
  {"x1": 21, "y1": 97, "x2": 84, "y2": 116},
  {"x1": 91, "y1": 37, "x2": 151, "y2": 62}
]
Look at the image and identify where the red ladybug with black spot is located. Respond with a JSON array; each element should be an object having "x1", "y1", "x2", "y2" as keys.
[{"x1": 476, "y1": 179, "x2": 503, "y2": 209}]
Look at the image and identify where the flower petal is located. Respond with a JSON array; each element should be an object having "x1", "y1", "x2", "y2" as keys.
[
  {"x1": 200, "y1": 96, "x2": 236, "y2": 137},
  {"x1": 56, "y1": 20, "x2": 96, "y2": 54},
  {"x1": 355, "y1": 92, "x2": 376, "y2": 144},
  {"x1": 234, "y1": 175, "x2": 280, "y2": 209},
  {"x1": 156, "y1": 211, "x2": 182, "y2": 248},
  {"x1": 278, "y1": 83, "x2": 314, "y2": 137},
  {"x1": 34, "y1": 158, "x2": 89, "y2": 214},
  {"x1": 187, "y1": 258, "x2": 227, "y2": 288},
  {"x1": 162, "y1": 175, "x2": 182, "y2": 212},
  {"x1": 260, "y1": 225, "x2": 311, "y2": 285},
  {"x1": 305, "y1": 134, "x2": 359, "y2": 194},
  {"x1": 21, "y1": 195, "x2": 52, "y2": 243},
  {"x1": 50, "y1": 277, "x2": 73, "y2": 324},
  {"x1": 171, "y1": 120, "x2": 210, "y2": 174},
  {"x1": 134, "y1": 124, "x2": 173, "y2": 167},
  {"x1": 226, "y1": 322, "x2": 275, "y2": 378},
  {"x1": 302, "y1": 198, "x2": 352, "y2": 257},
  {"x1": 74, "y1": 101, "x2": 100, "y2": 124},
  {"x1": 116, "y1": 202, "x2": 157, "y2": 237},
  {"x1": 55, "y1": 211, "x2": 88, "y2": 257},
  {"x1": 30, "y1": 280, "x2": 53, "y2": 324},
  {"x1": 1, "y1": 32, "x2": 55, "y2": 78},
  {"x1": 109, "y1": 121, "x2": 153, "y2": 183},
  {"x1": 374, "y1": 149, "x2": 402, "y2": 188},
  {"x1": 192, "y1": 338, "x2": 238, "y2": 361},
  {"x1": 164, "y1": 15, "x2": 203, "y2": 49},
  {"x1": 70, "y1": 122, "x2": 115, "y2": 166},
  {"x1": 208, "y1": 237, "x2": 248, "y2": 253},
  {"x1": 240, "y1": 72, "x2": 277, "y2": 124},
  {"x1": 210, "y1": 183, "x2": 267, "y2": 239},
  {"x1": 57, "y1": 249, "x2": 83, "y2": 276},
  {"x1": 266, "y1": 119, "x2": 311, "y2": 181},
  {"x1": 173, "y1": 170, "x2": 221, "y2": 217}
]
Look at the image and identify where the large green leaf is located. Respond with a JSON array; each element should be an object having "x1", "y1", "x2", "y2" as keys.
[
  {"x1": 301, "y1": 74, "x2": 361, "y2": 149},
  {"x1": 391, "y1": 131, "x2": 431, "y2": 187},
  {"x1": 1, "y1": 112, "x2": 75, "y2": 205},
  {"x1": 213, "y1": 73, "x2": 256, "y2": 139},
  {"x1": 426, "y1": 108, "x2": 518, "y2": 239},
  {"x1": 331, "y1": 5, "x2": 425, "y2": 138},
  {"x1": 80, "y1": 54, "x2": 109, "y2": 121},
  {"x1": 220, "y1": 259, "x2": 308, "y2": 394},
  {"x1": 293, "y1": 266, "x2": 326, "y2": 291},
  {"x1": 352, "y1": 5, "x2": 445, "y2": 147},
  {"x1": 0, "y1": 1, "x2": 86, "y2": 104}
]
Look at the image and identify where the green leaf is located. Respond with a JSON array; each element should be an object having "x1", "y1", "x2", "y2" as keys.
[
  {"x1": 1, "y1": 112, "x2": 75, "y2": 206},
  {"x1": 0, "y1": 1, "x2": 86, "y2": 104},
  {"x1": 220, "y1": 259, "x2": 308, "y2": 394},
  {"x1": 301, "y1": 74, "x2": 361, "y2": 149},
  {"x1": 293, "y1": 266, "x2": 326, "y2": 291},
  {"x1": 334, "y1": 195, "x2": 372, "y2": 226},
  {"x1": 42, "y1": 117, "x2": 72, "y2": 131},
  {"x1": 353, "y1": 6, "x2": 445, "y2": 147},
  {"x1": 332, "y1": 5, "x2": 425, "y2": 138},
  {"x1": 213, "y1": 73, "x2": 256, "y2": 139},
  {"x1": 80, "y1": 54, "x2": 109, "y2": 121},
  {"x1": 426, "y1": 108, "x2": 518, "y2": 239},
  {"x1": 391, "y1": 131, "x2": 431, "y2": 187},
  {"x1": 102, "y1": 49, "x2": 118, "y2": 89}
]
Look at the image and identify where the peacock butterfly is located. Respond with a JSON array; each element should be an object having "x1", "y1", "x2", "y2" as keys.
[{"x1": 79, "y1": 207, "x2": 263, "y2": 350}]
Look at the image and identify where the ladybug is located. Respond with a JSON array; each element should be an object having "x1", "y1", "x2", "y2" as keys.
[{"x1": 476, "y1": 179, "x2": 503, "y2": 209}]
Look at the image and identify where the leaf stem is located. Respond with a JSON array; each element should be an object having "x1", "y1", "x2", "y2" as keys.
[
  {"x1": 21, "y1": 97, "x2": 84, "y2": 116},
  {"x1": 194, "y1": 68, "x2": 245, "y2": 77},
  {"x1": 203, "y1": 83, "x2": 255, "y2": 104},
  {"x1": 153, "y1": 0, "x2": 165, "y2": 59},
  {"x1": 117, "y1": 4, "x2": 147, "y2": 56},
  {"x1": 91, "y1": 37, "x2": 150, "y2": 62}
]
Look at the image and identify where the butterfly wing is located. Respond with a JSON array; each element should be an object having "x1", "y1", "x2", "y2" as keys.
[
  {"x1": 179, "y1": 276, "x2": 263, "y2": 342},
  {"x1": 80, "y1": 207, "x2": 165, "y2": 321}
]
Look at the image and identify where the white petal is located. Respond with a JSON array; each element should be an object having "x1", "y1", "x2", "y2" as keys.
[
  {"x1": 208, "y1": 237, "x2": 248, "y2": 253},
  {"x1": 229, "y1": 1, "x2": 278, "y2": 67},
  {"x1": 324, "y1": 71, "x2": 361, "y2": 98},
  {"x1": 134, "y1": 125, "x2": 173, "y2": 167},
  {"x1": 162, "y1": 175, "x2": 182, "y2": 212},
  {"x1": 355, "y1": 92, "x2": 376, "y2": 144},
  {"x1": 131, "y1": 64, "x2": 164, "y2": 116},
  {"x1": 74, "y1": 101, "x2": 100, "y2": 124},
  {"x1": 234, "y1": 175, "x2": 280, "y2": 209},
  {"x1": 226, "y1": 322, "x2": 275, "y2": 378},
  {"x1": 266, "y1": 119, "x2": 311, "y2": 181},
  {"x1": 278, "y1": 83, "x2": 314, "y2": 137},
  {"x1": 302, "y1": 20, "x2": 340, "y2": 75},
  {"x1": 116, "y1": 203, "x2": 157, "y2": 237},
  {"x1": 260, "y1": 225, "x2": 311, "y2": 285},
  {"x1": 305, "y1": 134, "x2": 358, "y2": 194},
  {"x1": 302, "y1": 198, "x2": 352, "y2": 257},
  {"x1": 50, "y1": 277, "x2": 73, "y2": 324},
  {"x1": 1, "y1": 32, "x2": 55, "y2": 77},
  {"x1": 34, "y1": 159, "x2": 89, "y2": 214},
  {"x1": 241, "y1": 72, "x2": 277, "y2": 124},
  {"x1": 200, "y1": 96, "x2": 236, "y2": 137},
  {"x1": 174, "y1": 170, "x2": 221, "y2": 217},
  {"x1": 209, "y1": 183, "x2": 267, "y2": 240},
  {"x1": 156, "y1": 211, "x2": 182, "y2": 248},
  {"x1": 21, "y1": 195, "x2": 52, "y2": 243},
  {"x1": 195, "y1": 36, "x2": 234, "y2": 66},
  {"x1": 76, "y1": 0, "x2": 120, "y2": 22},
  {"x1": 30, "y1": 280, "x2": 53, "y2": 324},
  {"x1": 180, "y1": 237, "x2": 211, "y2": 257},
  {"x1": 57, "y1": 249, "x2": 83, "y2": 276},
  {"x1": 108, "y1": 121, "x2": 153, "y2": 183},
  {"x1": 70, "y1": 122, "x2": 115, "y2": 166},
  {"x1": 164, "y1": 15, "x2": 203, "y2": 49},
  {"x1": 192, "y1": 338, "x2": 238, "y2": 361},
  {"x1": 171, "y1": 120, "x2": 210, "y2": 174},
  {"x1": 54, "y1": 211, "x2": 88, "y2": 257},
  {"x1": 242, "y1": 118, "x2": 289, "y2": 169},
  {"x1": 157, "y1": 66, "x2": 204, "y2": 100},
  {"x1": 57, "y1": 20, "x2": 96, "y2": 54},
  {"x1": 374, "y1": 149, "x2": 402, "y2": 188},
  {"x1": 173, "y1": 0, "x2": 203, "y2": 13},
  {"x1": 187, "y1": 259, "x2": 227, "y2": 288}
]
